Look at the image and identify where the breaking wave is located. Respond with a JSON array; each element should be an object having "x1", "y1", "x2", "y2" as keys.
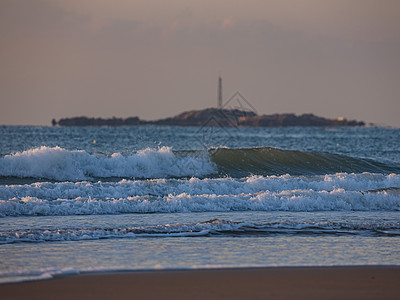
[
  {"x1": 0, "y1": 146, "x2": 399, "y2": 181},
  {"x1": 1, "y1": 174, "x2": 399, "y2": 216},
  {"x1": 0, "y1": 146, "x2": 216, "y2": 181}
]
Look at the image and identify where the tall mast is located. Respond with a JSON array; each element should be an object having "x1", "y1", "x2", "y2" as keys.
[{"x1": 218, "y1": 76, "x2": 222, "y2": 109}]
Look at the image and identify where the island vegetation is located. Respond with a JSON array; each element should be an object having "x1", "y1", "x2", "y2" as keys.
[{"x1": 52, "y1": 108, "x2": 365, "y2": 127}]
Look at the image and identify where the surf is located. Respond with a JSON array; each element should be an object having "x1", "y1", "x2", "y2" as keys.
[{"x1": 0, "y1": 146, "x2": 399, "y2": 182}]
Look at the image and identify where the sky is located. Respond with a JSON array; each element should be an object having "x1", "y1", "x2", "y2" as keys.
[{"x1": 1, "y1": 0, "x2": 400, "y2": 126}]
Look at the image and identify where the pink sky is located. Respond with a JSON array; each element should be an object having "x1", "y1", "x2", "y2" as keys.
[{"x1": 1, "y1": 0, "x2": 400, "y2": 126}]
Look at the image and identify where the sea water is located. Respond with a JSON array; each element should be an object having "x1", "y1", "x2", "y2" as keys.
[{"x1": 0, "y1": 125, "x2": 399, "y2": 283}]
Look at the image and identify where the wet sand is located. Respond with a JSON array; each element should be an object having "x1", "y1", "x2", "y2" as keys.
[{"x1": 1, "y1": 266, "x2": 399, "y2": 300}]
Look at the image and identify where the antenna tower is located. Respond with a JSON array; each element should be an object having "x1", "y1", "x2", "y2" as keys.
[{"x1": 218, "y1": 76, "x2": 223, "y2": 109}]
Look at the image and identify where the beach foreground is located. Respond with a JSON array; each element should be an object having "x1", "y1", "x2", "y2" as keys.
[{"x1": 1, "y1": 266, "x2": 399, "y2": 300}]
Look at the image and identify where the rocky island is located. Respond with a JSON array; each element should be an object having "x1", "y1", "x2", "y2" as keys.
[{"x1": 52, "y1": 108, "x2": 365, "y2": 127}]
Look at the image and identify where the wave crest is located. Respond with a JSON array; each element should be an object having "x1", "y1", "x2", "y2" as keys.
[
  {"x1": 0, "y1": 146, "x2": 216, "y2": 181},
  {"x1": 0, "y1": 146, "x2": 399, "y2": 181}
]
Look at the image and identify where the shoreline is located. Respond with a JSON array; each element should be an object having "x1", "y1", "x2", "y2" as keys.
[{"x1": 1, "y1": 266, "x2": 399, "y2": 300}]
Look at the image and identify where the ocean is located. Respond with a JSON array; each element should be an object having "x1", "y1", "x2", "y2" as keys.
[{"x1": 0, "y1": 125, "x2": 399, "y2": 283}]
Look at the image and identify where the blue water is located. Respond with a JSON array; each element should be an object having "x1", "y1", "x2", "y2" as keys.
[{"x1": 0, "y1": 125, "x2": 399, "y2": 283}]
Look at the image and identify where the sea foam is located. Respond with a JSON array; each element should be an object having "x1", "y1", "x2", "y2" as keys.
[
  {"x1": 0, "y1": 146, "x2": 216, "y2": 181},
  {"x1": 1, "y1": 174, "x2": 399, "y2": 216}
]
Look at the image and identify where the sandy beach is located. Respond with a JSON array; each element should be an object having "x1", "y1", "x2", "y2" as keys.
[{"x1": 1, "y1": 266, "x2": 399, "y2": 300}]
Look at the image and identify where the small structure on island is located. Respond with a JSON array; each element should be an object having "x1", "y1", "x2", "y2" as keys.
[
  {"x1": 218, "y1": 76, "x2": 223, "y2": 109},
  {"x1": 52, "y1": 76, "x2": 365, "y2": 127}
]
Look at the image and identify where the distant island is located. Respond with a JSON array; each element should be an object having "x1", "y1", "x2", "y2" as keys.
[{"x1": 52, "y1": 108, "x2": 365, "y2": 127}]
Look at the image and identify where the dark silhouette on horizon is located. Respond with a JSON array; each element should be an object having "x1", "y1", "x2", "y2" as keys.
[{"x1": 52, "y1": 108, "x2": 365, "y2": 127}]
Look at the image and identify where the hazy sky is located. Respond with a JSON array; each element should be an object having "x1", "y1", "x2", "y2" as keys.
[{"x1": 1, "y1": 0, "x2": 400, "y2": 126}]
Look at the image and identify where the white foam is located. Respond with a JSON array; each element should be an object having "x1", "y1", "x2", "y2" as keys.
[
  {"x1": 1, "y1": 173, "x2": 399, "y2": 200},
  {"x1": 0, "y1": 146, "x2": 217, "y2": 180},
  {"x1": 1, "y1": 186, "x2": 399, "y2": 217},
  {"x1": 1, "y1": 173, "x2": 399, "y2": 216}
]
